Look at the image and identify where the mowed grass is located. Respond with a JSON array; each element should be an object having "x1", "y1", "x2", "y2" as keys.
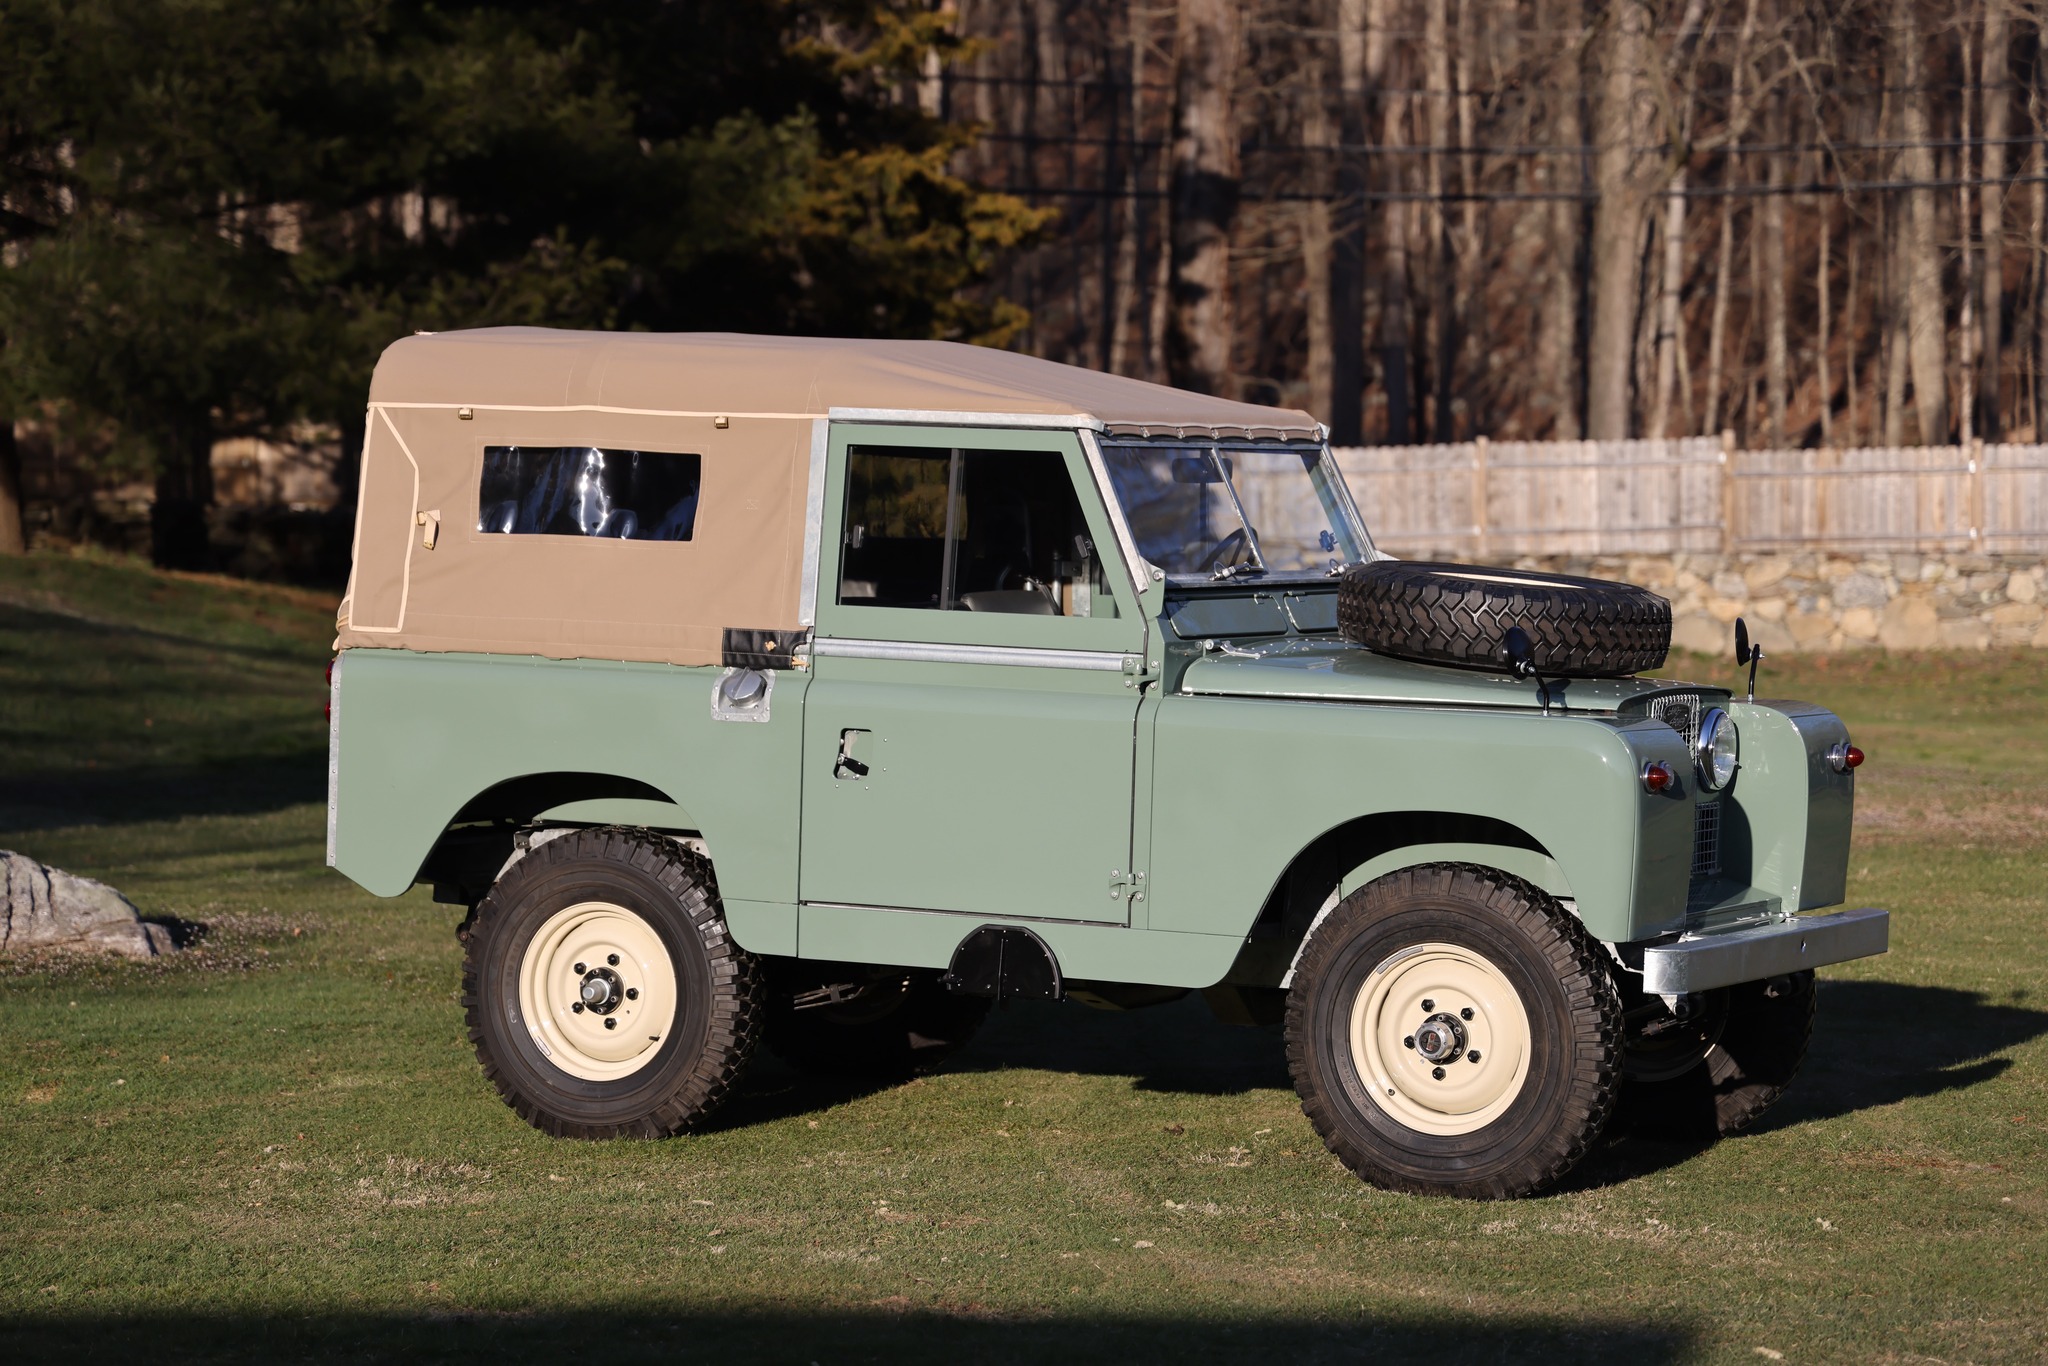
[{"x1": 1, "y1": 551, "x2": 2043, "y2": 1365}]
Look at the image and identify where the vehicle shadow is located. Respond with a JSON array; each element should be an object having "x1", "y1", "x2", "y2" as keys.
[
  {"x1": 734, "y1": 977, "x2": 2047, "y2": 1190},
  {"x1": 0, "y1": 1305, "x2": 1698, "y2": 1365}
]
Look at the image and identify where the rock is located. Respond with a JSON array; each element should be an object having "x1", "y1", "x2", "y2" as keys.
[
  {"x1": 1839, "y1": 606, "x2": 1881, "y2": 641},
  {"x1": 1748, "y1": 615, "x2": 1797, "y2": 656},
  {"x1": 1967, "y1": 571, "x2": 2008, "y2": 597},
  {"x1": 1671, "y1": 614, "x2": 1727, "y2": 656},
  {"x1": 1743, "y1": 557, "x2": 1792, "y2": 593},
  {"x1": 0, "y1": 851, "x2": 170, "y2": 959},
  {"x1": 1879, "y1": 595, "x2": 1941, "y2": 650},
  {"x1": 1710, "y1": 571, "x2": 1747, "y2": 599},
  {"x1": 1990, "y1": 601, "x2": 2044, "y2": 627},
  {"x1": 2009, "y1": 571, "x2": 2039, "y2": 605},
  {"x1": 1752, "y1": 596, "x2": 1788, "y2": 621},
  {"x1": 1787, "y1": 611, "x2": 1836, "y2": 649},
  {"x1": 1707, "y1": 597, "x2": 1744, "y2": 624},
  {"x1": 1834, "y1": 573, "x2": 1890, "y2": 610},
  {"x1": 1939, "y1": 618, "x2": 1992, "y2": 650}
]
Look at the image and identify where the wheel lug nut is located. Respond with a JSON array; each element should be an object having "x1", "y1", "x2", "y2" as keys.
[
  {"x1": 1421, "y1": 999, "x2": 1435, "y2": 1011},
  {"x1": 604, "y1": 1018, "x2": 617, "y2": 1030},
  {"x1": 571, "y1": 1003, "x2": 584, "y2": 1014},
  {"x1": 1431, "y1": 1066, "x2": 1446, "y2": 1080},
  {"x1": 1467, "y1": 1050, "x2": 1481, "y2": 1063},
  {"x1": 1403, "y1": 1036, "x2": 1415, "y2": 1050},
  {"x1": 608, "y1": 954, "x2": 620, "y2": 966},
  {"x1": 1460, "y1": 1007, "x2": 1473, "y2": 1020},
  {"x1": 574, "y1": 962, "x2": 587, "y2": 974},
  {"x1": 626, "y1": 987, "x2": 639, "y2": 1000}
]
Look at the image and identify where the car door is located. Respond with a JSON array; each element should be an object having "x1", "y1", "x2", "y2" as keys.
[{"x1": 799, "y1": 423, "x2": 1149, "y2": 924}]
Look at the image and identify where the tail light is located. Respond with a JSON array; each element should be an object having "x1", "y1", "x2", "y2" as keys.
[
  {"x1": 1641, "y1": 760, "x2": 1676, "y2": 793},
  {"x1": 1828, "y1": 742, "x2": 1863, "y2": 773}
]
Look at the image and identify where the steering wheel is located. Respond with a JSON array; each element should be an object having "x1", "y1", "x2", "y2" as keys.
[{"x1": 1197, "y1": 526, "x2": 1255, "y2": 574}]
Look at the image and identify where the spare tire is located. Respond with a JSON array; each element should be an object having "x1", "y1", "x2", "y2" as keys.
[{"x1": 1337, "y1": 560, "x2": 1670, "y2": 678}]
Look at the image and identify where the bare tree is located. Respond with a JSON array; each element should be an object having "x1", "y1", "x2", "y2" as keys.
[
  {"x1": 1586, "y1": 0, "x2": 1658, "y2": 439},
  {"x1": 1979, "y1": 2, "x2": 2011, "y2": 441},
  {"x1": 1166, "y1": 0, "x2": 1242, "y2": 396},
  {"x1": 1328, "y1": 0, "x2": 1369, "y2": 442},
  {"x1": 1892, "y1": 0, "x2": 1948, "y2": 443},
  {"x1": 0, "y1": 412, "x2": 22, "y2": 555}
]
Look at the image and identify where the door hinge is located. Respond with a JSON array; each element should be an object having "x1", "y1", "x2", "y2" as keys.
[
  {"x1": 1119, "y1": 654, "x2": 1160, "y2": 690},
  {"x1": 1108, "y1": 869, "x2": 1146, "y2": 903}
]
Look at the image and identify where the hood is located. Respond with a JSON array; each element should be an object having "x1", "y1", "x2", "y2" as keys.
[{"x1": 1175, "y1": 638, "x2": 1718, "y2": 714}]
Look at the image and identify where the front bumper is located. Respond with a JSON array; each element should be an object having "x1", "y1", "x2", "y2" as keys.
[{"x1": 1640, "y1": 906, "x2": 1890, "y2": 994}]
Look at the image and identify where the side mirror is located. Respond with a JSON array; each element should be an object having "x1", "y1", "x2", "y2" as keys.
[{"x1": 1734, "y1": 617, "x2": 1752, "y2": 666}]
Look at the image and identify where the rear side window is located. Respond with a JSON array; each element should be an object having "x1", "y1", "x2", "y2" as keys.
[{"x1": 478, "y1": 446, "x2": 701, "y2": 541}]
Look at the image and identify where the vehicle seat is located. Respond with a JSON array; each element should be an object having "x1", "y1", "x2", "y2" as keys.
[{"x1": 960, "y1": 590, "x2": 1056, "y2": 615}]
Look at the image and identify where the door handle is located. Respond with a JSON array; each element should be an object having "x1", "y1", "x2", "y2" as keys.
[{"x1": 834, "y1": 728, "x2": 872, "y2": 780}]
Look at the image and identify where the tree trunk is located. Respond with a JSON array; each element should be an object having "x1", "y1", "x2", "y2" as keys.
[
  {"x1": 1704, "y1": 198, "x2": 1735, "y2": 437},
  {"x1": 1534, "y1": 2, "x2": 1583, "y2": 440},
  {"x1": 150, "y1": 418, "x2": 215, "y2": 571},
  {"x1": 1328, "y1": 0, "x2": 1369, "y2": 444},
  {"x1": 1893, "y1": 0, "x2": 1948, "y2": 444},
  {"x1": 1762, "y1": 97, "x2": 1789, "y2": 446},
  {"x1": 1844, "y1": 231, "x2": 1860, "y2": 444},
  {"x1": 1425, "y1": 0, "x2": 1456, "y2": 442},
  {"x1": 1980, "y1": 6, "x2": 2011, "y2": 441},
  {"x1": 1369, "y1": 0, "x2": 1410, "y2": 442},
  {"x1": 1649, "y1": 168, "x2": 1687, "y2": 439},
  {"x1": 1302, "y1": 25, "x2": 1336, "y2": 424},
  {"x1": 0, "y1": 409, "x2": 24, "y2": 556},
  {"x1": 1165, "y1": 0, "x2": 1240, "y2": 397},
  {"x1": 1885, "y1": 194, "x2": 1911, "y2": 447},
  {"x1": 1817, "y1": 205, "x2": 1833, "y2": 446},
  {"x1": 1108, "y1": 8, "x2": 1149, "y2": 378},
  {"x1": 1586, "y1": 0, "x2": 1656, "y2": 440}
]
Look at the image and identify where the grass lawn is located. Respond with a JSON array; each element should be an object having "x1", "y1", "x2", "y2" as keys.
[{"x1": 2, "y1": 550, "x2": 2043, "y2": 1364}]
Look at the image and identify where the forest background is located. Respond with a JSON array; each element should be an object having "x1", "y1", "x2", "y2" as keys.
[{"x1": 2, "y1": 0, "x2": 2043, "y2": 571}]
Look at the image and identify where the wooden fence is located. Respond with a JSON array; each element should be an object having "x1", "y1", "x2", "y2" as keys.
[{"x1": 1327, "y1": 436, "x2": 2048, "y2": 559}]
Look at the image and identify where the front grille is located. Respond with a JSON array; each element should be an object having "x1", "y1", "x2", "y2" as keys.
[
  {"x1": 1652, "y1": 692, "x2": 1703, "y2": 744},
  {"x1": 1691, "y1": 800, "x2": 1722, "y2": 878},
  {"x1": 1649, "y1": 691, "x2": 1723, "y2": 880}
]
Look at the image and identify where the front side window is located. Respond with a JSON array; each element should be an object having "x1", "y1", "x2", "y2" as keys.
[
  {"x1": 1098, "y1": 441, "x2": 1370, "y2": 582},
  {"x1": 478, "y1": 446, "x2": 701, "y2": 541},
  {"x1": 837, "y1": 445, "x2": 1117, "y2": 617}
]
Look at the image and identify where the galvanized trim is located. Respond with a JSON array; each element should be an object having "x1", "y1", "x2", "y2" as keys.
[
  {"x1": 325, "y1": 652, "x2": 343, "y2": 867},
  {"x1": 826, "y1": 406, "x2": 1104, "y2": 431},
  {"x1": 1077, "y1": 427, "x2": 1153, "y2": 592},
  {"x1": 799, "y1": 900, "x2": 1127, "y2": 930},
  {"x1": 1640, "y1": 906, "x2": 1889, "y2": 994},
  {"x1": 799, "y1": 418, "x2": 828, "y2": 628},
  {"x1": 808, "y1": 637, "x2": 1131, "y2": 671}
]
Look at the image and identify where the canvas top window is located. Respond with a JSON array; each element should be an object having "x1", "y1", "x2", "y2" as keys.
[{"x1": 479, "y1": 446, "x2": 702, "y2": 542}]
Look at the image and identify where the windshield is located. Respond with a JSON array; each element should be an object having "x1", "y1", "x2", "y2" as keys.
[{"x1": 1098, "y1": 441, "x2": 1372, "y2": 582}]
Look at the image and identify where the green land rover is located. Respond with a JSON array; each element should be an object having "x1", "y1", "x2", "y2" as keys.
[{"x1": 327, "y1": 327, "x2": 1886, "y2": 1198}]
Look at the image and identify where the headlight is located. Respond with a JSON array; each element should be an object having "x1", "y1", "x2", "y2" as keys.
[{"x1": 1694, "y1": 708, "x2": 1739, "y2": 791}]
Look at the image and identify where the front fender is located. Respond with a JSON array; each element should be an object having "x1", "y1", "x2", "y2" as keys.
[{"x1": 1145, "y1": 695, "x2": 1693, "y2": 944}]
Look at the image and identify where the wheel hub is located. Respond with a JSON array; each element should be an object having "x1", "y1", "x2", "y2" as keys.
[
  {"x1": 579, "y1": 966, "x2": 624, "y2": 1014},
  {"x1": 1412, "y1": 1011, "x2": 1467, "y2": 1063}
]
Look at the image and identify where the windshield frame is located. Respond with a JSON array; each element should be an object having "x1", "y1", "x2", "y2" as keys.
[{"x1": 1085, "y1": 434, "x2": 1377, "y2": 588}]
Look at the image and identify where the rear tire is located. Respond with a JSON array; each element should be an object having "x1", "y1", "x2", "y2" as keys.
[
  {"x1": 1618, "y1": 972, "x2": 1815, "y2": 1140},
  {"x1": 766, "y1": 964, "x2": 990, "y2": 1079},
  {"x1": 1286, "y1": 864, "x2": 1622, "y2": 1199},
  {"x1": 462, "y1": 828, "x2": 761, "y2": 1138}
]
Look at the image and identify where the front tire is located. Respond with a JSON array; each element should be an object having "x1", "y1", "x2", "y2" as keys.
[
  {"x1": 462, "y1": 828, "x2": 762, "y2": 1138},
  {"x1": 1286, "y1": 864, "x2": 1623, "y2": 1199}
]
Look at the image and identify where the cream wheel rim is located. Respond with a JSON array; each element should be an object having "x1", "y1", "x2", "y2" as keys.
[
  {"x1": 517, "y1": 901, "x2": 679, "y2": 1083},
  {"x1": 1348, "y1": 941, "x2": 1532, "y2": 1137}
]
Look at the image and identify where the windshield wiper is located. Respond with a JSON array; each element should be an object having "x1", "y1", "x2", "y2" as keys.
[{"x1": 1211, "y1": 562, "x2": 1268, "y2": 582}]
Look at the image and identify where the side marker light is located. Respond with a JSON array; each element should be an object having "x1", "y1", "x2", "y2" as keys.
[{"x1": 1641, "y1": 761, "x2": 1676, "y2": 793}]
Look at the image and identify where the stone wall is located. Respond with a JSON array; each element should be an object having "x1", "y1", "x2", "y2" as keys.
[{"x1": 1505, "y1": 552, "x2": 2048, "y2": 653}]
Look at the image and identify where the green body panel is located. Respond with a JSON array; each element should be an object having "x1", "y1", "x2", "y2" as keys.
[
  {"x1": 329, "y1": 650, "x2": 809, "y2": 916},
  {"x1": 796, "y1": 654, "x2": 1140, "y2": 923},
  {"x1": 1701, "y1": 699, "x2": 1854, "y2": 918},
  {"x1": 1143, "y1": 694, "x2": 1694, "y2": 945},
  {"x1": 796, "y1": 903, "x2": 1239, "y2": 987}
]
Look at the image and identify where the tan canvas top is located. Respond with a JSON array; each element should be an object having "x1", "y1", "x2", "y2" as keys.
[{"x1": 337, "y1": 327, "x2": 1321, "y2": 668}]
